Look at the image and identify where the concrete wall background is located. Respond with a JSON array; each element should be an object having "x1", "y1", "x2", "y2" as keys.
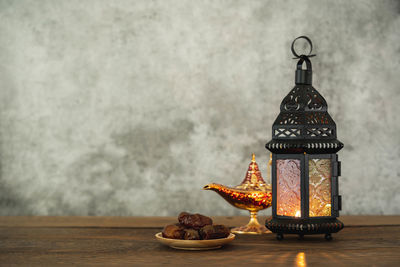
[{"x1": 0, "y1": 0, "x2": 399, "y2": 216}]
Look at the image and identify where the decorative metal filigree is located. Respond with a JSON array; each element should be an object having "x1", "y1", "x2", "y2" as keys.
[
  {"x1": 277, "y1": 113, "x2": 300, "y2": 125},
  {"x1": 281, "y1": 86, "x2": 327, "y2": 112},
  {"x1": 306, "y1": 127, "x2": 334, "y2": 138},
  {"x1": 274, "y1": 128, "x2": 300, "y2": 138},
  {"x1": 268, "y1": 83, "x2": 342, "y2": 153},
  {"x1": 305, "y1": 112, "x2": 330, "y2": 125}
]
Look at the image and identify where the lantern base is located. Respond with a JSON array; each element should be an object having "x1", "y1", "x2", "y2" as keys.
[{"x1": 265, "y1": 217, "x2": 344, "y2": 237}]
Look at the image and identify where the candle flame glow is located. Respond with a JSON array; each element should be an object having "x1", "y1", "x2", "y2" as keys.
[{"x1": 295, "y1": 210, "x2": 301, "y2": 217}]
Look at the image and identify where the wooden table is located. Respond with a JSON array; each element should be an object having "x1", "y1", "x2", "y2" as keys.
[{"x1": 0, "y1": 216, "x2": 399, "y2": 266}]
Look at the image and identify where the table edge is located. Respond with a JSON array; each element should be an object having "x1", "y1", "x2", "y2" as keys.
[{"x1": 0, "y1": 215, "x2": 399, "y2": 228}]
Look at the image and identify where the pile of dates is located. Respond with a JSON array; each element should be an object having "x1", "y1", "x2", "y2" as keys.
[{"x1": 162, "y1": 212, "x2": 230, "y2": 240}]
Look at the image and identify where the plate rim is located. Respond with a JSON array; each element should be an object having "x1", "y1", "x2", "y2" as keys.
[{"x1": 155, "y1": 232, "x2": 235, "y2": 243}]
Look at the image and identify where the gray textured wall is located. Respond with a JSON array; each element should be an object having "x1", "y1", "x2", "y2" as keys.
[{"x1": 0, "y1": 0, "x2": 399, "y2": 216}]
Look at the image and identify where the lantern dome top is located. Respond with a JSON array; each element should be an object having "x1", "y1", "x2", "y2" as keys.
[{"x1": 266, "y1": 36, "x2": 343, "y2": 154}]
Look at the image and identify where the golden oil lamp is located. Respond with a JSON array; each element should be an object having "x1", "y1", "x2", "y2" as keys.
[{"x1": 203, "y1": 154, "x2": 272, "y2": 234}]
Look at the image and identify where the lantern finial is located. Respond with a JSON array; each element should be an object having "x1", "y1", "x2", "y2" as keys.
[{"x1": 291, "y1": 36, "x2": 315, "y2": 59}]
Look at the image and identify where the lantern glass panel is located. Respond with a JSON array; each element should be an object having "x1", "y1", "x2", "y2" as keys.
[
  {"x1": 309, "y1": 158, "x2": 332, "y2": 217},
  {"x1": 276, "y1": 159, "x2": 301, "y2": 217}
]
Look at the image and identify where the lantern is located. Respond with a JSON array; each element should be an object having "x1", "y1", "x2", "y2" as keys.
[{"x1": 265, "y1": 36, "x2": 343, "y2": 240}]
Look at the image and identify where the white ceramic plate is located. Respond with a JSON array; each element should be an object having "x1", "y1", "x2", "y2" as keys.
[{"x1": 155, "y1": 232, "x2": 235, "y2": 250}]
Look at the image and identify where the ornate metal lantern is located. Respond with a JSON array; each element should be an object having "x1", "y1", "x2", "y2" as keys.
[{"x1": 265, "y1": 36, "x2": 343, "y2": 240}]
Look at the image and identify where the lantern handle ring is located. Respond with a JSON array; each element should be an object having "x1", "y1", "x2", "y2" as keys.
[{"x1": 291, "y1": 36, "x2": 316, "y2": 59}]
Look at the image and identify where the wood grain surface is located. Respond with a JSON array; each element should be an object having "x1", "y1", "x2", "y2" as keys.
[{"x1": 0, "y1": 216, "x2": 399, "y2": 266}]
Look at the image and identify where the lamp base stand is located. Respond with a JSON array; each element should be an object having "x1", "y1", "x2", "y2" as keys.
[
  {"x1": 231, "y1": 211, "x2": 272, "y2": 235},
  {"x1": 266, "y1": 218, "x2": 344, "y2": 239}
]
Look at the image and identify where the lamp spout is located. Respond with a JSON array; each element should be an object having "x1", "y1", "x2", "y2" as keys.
[{"x1": 203, "y1": 183, "x2": 216, "y2": 191}]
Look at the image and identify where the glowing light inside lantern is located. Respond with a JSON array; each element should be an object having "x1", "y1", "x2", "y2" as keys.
[
  {"x1": 295, "y1": 210, "x2": 301, "y2": 217},
  {"x1": 309, "y1": 159, "x2": 332, "y2": 217},
  {"x1": 276, "y1": 159, "x2": 301, "y2": 217}
]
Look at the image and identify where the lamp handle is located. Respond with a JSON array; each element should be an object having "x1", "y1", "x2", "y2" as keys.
[{"x1": 291, "y1": 36, "x2": 316, "y2": 59}]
